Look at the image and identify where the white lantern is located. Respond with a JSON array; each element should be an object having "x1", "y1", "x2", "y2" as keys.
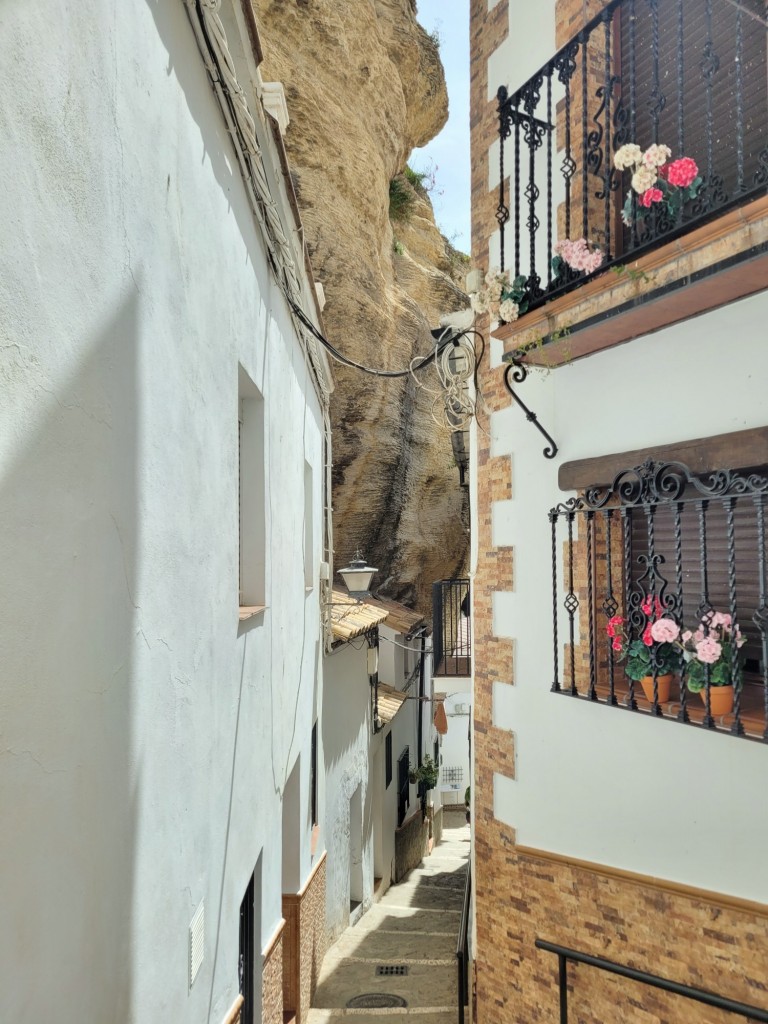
[{"x1": 338, "y1": 550, "x2": 378, "y2": 597}]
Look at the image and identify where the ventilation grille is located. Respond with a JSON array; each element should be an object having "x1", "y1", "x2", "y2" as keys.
[
  {"x1": 375, "y1": 965, "x2": 409, "y2": 976},
  {"x1": 189, "y1": 900, "x2": 205, "y2": 987}
]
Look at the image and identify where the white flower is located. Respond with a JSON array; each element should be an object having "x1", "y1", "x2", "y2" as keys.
[
  {"x1": 498, "y1": 298, "x2": 519, "y2": 323},
  {"x1": 484, "y1": 268, "x2": 508, "y2": 288},
  {"x1": 614, "y1": 144, "x2": 643, "y2": 171},
  {"x1": 486, "y1": 278, "x2": 503, "y2": 302},
  {"x1": 642, "y1": 143, "x2": 671, "y2": 169},
  {"x1": 631, "y1": 166, "x2": 657, "y2": 194},
  {"x1": 470, "y1": 292, "x2": 488, "y2": 314}
]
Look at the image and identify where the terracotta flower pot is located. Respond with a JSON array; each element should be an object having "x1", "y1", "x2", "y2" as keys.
[
  {"x1": 639, "y1": 673, "x2": 672, "y2": 704},
  {"x1": 699, "y1": 685, "x2": 734, "y2": 717}
]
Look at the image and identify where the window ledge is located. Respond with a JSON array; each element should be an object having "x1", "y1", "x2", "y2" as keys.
[
  {"x1": 493, "y1": 193, "x2": 768, "y2": 367},
  {"x1": 239, "y1": 605, "x2": 266, "y2": 622}
]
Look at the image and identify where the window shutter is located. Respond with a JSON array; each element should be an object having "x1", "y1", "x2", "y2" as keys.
[{"x1": 618, "y1": 0, "x2": 767, "y2": 198}]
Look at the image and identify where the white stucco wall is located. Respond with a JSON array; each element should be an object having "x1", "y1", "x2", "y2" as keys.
[
  {"x1": 483, "y1": 296, "x2": 768, "y2": 902},
  {"x1": 322, "y1": 643, "x2": 375, "y2": 941},
  {"x1": 0, "y1": 2, "x2": 327, "y2": 1021},
  {"x1": 439, "y1": 690, "x2": 472, "y2": 804}
]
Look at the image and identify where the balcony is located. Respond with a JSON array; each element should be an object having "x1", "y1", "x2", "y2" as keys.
[
  {"x1": 432, "y1": 579, "x2": 471, "y2": 677},
  {"x1": 493, "y1": 0, "x2": 768, "y2": 365}
]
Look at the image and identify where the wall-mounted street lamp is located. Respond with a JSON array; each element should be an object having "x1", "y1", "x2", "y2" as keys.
[{"x1": 338, "y1": 550, "x2": 378, "y2": 598}]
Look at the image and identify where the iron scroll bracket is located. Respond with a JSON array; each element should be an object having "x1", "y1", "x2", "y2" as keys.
[{"x1": 502, "y1": 358, "x2": 559, "y2": 459}]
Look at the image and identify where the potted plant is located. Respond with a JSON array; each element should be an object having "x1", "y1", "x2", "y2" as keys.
[
  {"x1": 680, "y1": 610, "x2": 746, "y2": 716},
  {"x1": 464, "y1": 785, "x2": 470, "y2": 825},
  {"x1": 411, "y1": 755, "x2": 439, "y2": 791},
  {"x1": 607, "y1": 597, "x2": 680, "y2": 704},
  {"x1": 613, "y1": 142, "x2": 702, "y2": 227}
]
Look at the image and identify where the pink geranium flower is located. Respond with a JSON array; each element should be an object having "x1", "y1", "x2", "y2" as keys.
[
  {"x1": 640, "y1": 187, "x2": 663, "y2": 208},
  {"x1": 642, "y1": 624, "x2": 654, "y2": 646},
  {"x1": 666, "y1": 157, "x2": 698, "y2": 188},
  {"x1": 695, "y1": 637, "x2": 722, "y2": 664},
  {"x1": 650, "y1": 618, "x2": 680, "y2": 643}
]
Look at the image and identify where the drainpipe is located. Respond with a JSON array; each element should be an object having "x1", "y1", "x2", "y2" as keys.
[
  {"x1": 367, "y1": 627, "x2": 381, "y2": 733},
  {"x1": 417, "y1": 628, "x2": 427, "y2": 767}
]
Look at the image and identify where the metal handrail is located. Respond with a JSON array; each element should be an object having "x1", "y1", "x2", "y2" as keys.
[
  {"x1": 456, "y1": 862, "x2": 472, "y2": 1024},
  {"x1": 536, "y1": 938, "x2": 768, "y2": 1023}
]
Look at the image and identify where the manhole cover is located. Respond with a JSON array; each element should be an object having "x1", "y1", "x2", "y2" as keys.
[
  {"x1": 346, "y1": 994, "x2": 408, "y2": 1009},
  {"x1": 375, "y1": 965, "x2": 409, "y2": 976}
]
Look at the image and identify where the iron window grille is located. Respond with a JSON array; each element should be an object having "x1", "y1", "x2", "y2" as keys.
[
  {"x1": 433, "y1": 579, "x2": 471, "y2": 677},
  {"x1": 495, "y1": 0, "x2": 768, "y2": 312},
  {"x1": 549, "y1": 458, "x2": 768, "y2": 740},
  {"x1": 397, "y1": 746, "x2": 410, "y2": 826}
]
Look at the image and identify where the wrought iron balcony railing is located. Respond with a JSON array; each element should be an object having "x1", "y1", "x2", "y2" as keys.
[
  {"x1": 496, "y1": 0, "x2": 768, "y2": 313},
  {"x1": 550, "y1": 459, "x2": 768, "y2": 741},
  {"x1": 433, "y1": 579, "x2": 471, "y2": 677}
]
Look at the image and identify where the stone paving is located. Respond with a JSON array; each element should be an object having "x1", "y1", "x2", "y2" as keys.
[{"x1": 308, "y1": 819, "x2": 470, "y2": 1024}]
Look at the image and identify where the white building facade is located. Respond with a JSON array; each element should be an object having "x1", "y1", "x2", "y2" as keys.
[
  {"x1": 470, "y1": 0, "x2": 768, "y2": 1020},
  {"x1": 0, "y1": 3, "x2": 332, "y2": 1023}
]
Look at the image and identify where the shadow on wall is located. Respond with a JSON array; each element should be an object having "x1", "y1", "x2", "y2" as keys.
[{"x1": 0, "y1": 293, "x2": 140, "y2": 1022}]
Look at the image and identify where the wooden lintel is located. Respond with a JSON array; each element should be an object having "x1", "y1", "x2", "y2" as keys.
[{"x1": 559, "y1": 426, "x2": 768, "y2": 492}]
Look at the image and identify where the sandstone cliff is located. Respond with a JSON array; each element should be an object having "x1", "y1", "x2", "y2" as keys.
[{"x1": 253, "y1": 0, "x2": 469, "y2": 613}]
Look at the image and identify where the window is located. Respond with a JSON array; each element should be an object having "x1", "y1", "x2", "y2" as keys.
[
  {"x1": 549, "y1": 457, "x2": 768, "y2": 740},
  {"x1": 617, "y1": 0, "x2": 766, "y2": 216},
  {"x1": 385, "y1": 732, "x2": 392, "y2": 788},
  {"x1": 310, "y1": 721, "x2": 318, "y2": 828},
  {"x1": 238, "y1": 366, "x2": 265, "y2": 616},
  {"x1": 304, "y1": 460, "x2": 314, "y2": 590},
  {"x1": 397, "y1": 746, "x2": 410, "y2": 826}
]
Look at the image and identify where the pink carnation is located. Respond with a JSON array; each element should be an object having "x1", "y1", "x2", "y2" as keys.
[
  {"x1": 650, "y1": 618, "x2": 680, "y2": 643},
  {"x1": 666, "y1": 157, "x2": 698, "y2": 188},
  {"x1": 695, "y1": 637, "x2": 722, "y2": 664},
  {"x1": 640, "y1": 187, "x2": 663, "y2": 208}
]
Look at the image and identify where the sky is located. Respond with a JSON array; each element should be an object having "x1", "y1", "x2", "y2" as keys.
[{"x1": 411, "y1": 0, "x2": 471, "y2": 254}]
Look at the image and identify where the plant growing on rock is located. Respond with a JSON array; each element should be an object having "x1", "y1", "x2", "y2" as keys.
[{"x1": 389, "y1": 174, "x2": 417, "y2": 223}]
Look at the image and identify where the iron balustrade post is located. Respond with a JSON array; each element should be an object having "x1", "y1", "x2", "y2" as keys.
[
  {"x1": 432, "y1": 581, "x2": 444, "y2": 675},
  {"x1": 725, "y1": 497, "x2": 744, "y2": 735},
  {"x1": 456, "y1": 863, "x2": 471, "y2": 1024},
  {"x1": 586, "y1": 511, "x2": 597, "y2": 700},
  {"x1": 673, "y1": 500, "x2": 688, "y2": 722},
  {"x1": 735, "y1": 1, "x2": 744, "y2": 193},
  {"x1": 550, "y1": 510, "x2": 561, "y2": 693},
  {"x1": 603, "y1": 510, "x2": 618, "y2": 706},
  {"x1": 754, "y1": 495, "x2": 768, "y2": 741},
  {"x1": 558, "y1": 954, "x2": 568, "y2": 1024}
]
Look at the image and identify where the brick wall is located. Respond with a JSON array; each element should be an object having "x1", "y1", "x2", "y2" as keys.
[
  {"x1": 262, "y1": 923, "x2": 284, "y2": 1024},
  {"x1": 282, "y1": 854, "x2": 327, "y2": 1024},
  {"x1": 469, "y1": 2, "x2": 768, "y2": 1022},
  {"x1": 394, "y1": 808, "x2": 428, "y2": 882}
]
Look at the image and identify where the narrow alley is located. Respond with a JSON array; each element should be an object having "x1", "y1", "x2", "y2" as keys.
[{"x1": 308, "y1": 822, "x2": 471, "y2": 1024}]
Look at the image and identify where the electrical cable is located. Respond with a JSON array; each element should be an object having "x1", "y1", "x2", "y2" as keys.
[{"x1": 289, "y1": 298, "x2": 479, "y2": 380}]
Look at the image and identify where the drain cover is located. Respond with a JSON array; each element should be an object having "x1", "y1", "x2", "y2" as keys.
[
  {"x1": 375, "y1": 965, "x2": 409, "y2": 977},
  {"x1": 346, "y1": 994, "x2": 408, "y2": 1009}
]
